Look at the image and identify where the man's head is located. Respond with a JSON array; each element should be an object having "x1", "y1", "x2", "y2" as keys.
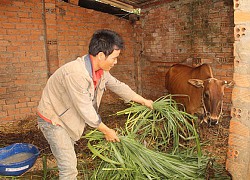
[
  {"x1": 89, "y1": 29, "x2": 124, "y2": 57},
  {"x1": 89, "y1": 29, "x2": 124, "y2": 71}
]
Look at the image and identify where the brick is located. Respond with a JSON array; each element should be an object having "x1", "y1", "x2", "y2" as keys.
[
  {"x1": 0, "y1": 0, "x2": 12, "y2": 5},
  {"x1": 18, "y1": 12, "x2": 29, "y2": 18},
  {"x1": 19, "y1": 107, "x2": 31, "y2": 114},
  {"x1": 31, "y1": 56, "x2": 42, "y2": 62},
  {"x1": 12, "y1": 1, "x2": 24, "y2": 7},
  {"x1": 31, "y1": 107, "x2": 38, "y2": 113},
  {"x1": 31, "y1": 96, "x2": 42, "y2": 102},
  {"x1": 5, "y1": 34, "x2": 17, "y2": 41},
  {"x1": 7, "y1": 29, "x2": 20, "y2": 35},
  {"x1": 0, "y1": 46, "x2": 6, "y2": 52},
  {"x1": 0, "y1": 40, "x2": 11, "y2": 46},
  {"x1": 7, "y1": 17, "x2": 20, "y2": 23},
  {"x1": 20, "y1": 18, "x2": 32, "y2": 23},
  {"x1": 4, "y1": 6, "x2": 20, "y2": 12},
  {"x1": 18, "y1": 97, "x2": 30, "y2": 103},
  {"x1": 32, "y1": 18, "x2": 43, "y2": 24},
  {"x1": 3, "y1": 104, "x2": 15, "y2": 111},
  {"x1": 14, "y1": 114, "x2": 27, "y2": 120},
  {"x1": 234, "y1": 11, "x2": 250, "y2": 24},
  {"x1": 0, "y1": 87, "x2": 7, "y2": 94},
  {"x1": 1, "y1": 116, "x2": 14, "y2": 121},
  {"x1": 5, "y1": 99, "x2": 19, "y2": 105},
  {"x1": 19, "y1": 46, "x2": 33, "y2": 51},
  {"x1": 16, "y1": 24, "x2": 28, "y2": 29},
  {"x1": 15, "y1": 102, "x2": 27, "y2": 109},
  {"x1": 31, "y1": 12, "x2": 43, "y2": 19},
  {"x1": 2, "y1": 23, "x2": 15, "y2": 29},
  {"x1": 31, "y1": 46, "x2": 43, "y2": 51},
  {"x1": 4, "y1": 11, "x2": 18, "y2": 17},
  {"x1": 0, "y1": 110, "x2": 7, "y2": 117},
  {"x1": 0, "y1": 100, "x2": 6, "y2": 105},
  {"x1": 229, "y1": 120, "x2": 250, "y2": 137},
  {"x1": 7, "y1": 46, "x2": 19, "y2": 52},
  {"x1": 14, "y1": 79, "x2": 26, "y2": 85},
  {"x1": 27, "y1": 102, "x2": 38, "y2": 107},
  {"x1": 7, "y1": 109, "x2": 20, "y2": 116},
  {"x1": 1, "y1": 53, "x2": 13, "y2": 58}
]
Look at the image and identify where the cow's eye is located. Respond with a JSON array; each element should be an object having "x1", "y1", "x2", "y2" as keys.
[{"x1": 204, "y1": 92, "x2": 209, "y2": 98}]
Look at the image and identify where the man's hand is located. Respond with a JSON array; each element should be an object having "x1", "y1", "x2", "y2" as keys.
[
  {"x1": 103, "y1": 128, "x2": 120, "y2": 142},
  {"x1": 132, "y1": 94, "x2": 154, "y2": 109},
  {"x1": 97, "y1": 122, "x2": 120, "y2": 142},
  {"x1": 143, "y1": 99, "x2": 154, "y2": 109}
]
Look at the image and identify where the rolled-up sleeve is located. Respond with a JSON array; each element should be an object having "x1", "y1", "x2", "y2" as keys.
[{"x1": 63, "y1": 73, "x2": 101, "y2": 128}]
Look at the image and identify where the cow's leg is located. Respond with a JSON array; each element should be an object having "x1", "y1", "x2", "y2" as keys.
[{"x1": 193, "y1": 113, "x2": 207, "y2": 139}]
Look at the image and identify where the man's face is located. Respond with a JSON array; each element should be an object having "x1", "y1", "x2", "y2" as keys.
[{"x1": 100, "y1": 49, "x2": 120, "y2": 71}]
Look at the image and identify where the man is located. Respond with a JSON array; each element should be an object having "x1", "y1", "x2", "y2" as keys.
[{"x1": 37, "y1": 29, "x2": 153, "y2": 179}]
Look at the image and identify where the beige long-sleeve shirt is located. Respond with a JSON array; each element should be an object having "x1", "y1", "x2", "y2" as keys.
[{"x1": 37, "y1": 55, "x2": 137, "y2": 141}]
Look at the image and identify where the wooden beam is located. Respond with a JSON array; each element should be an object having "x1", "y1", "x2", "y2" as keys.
[
  {"x1": 100, "y1": 0, "x2": 134, "y2": 12},
  {"x1": 69, "y1": 0, "x2": 79, "y2": 5}
]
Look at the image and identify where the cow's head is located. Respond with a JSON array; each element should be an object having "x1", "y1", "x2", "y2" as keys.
[{"x1": 188, "y1": 78, "x2": 234, "y2": 126}]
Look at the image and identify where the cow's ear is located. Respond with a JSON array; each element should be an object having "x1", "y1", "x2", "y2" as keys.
[
  {"x1": 188, "y1": 79, "x2": 204, "y2": 88},
  {"x1": 223, "y1": 80, "x2": 235, "y2": 88}
]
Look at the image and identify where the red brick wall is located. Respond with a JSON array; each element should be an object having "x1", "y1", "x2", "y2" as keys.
[
  {"x1": 0, "y1": 0, "x2": 235, "y2": 122},
  {"x1": 134, "y1": 0, "x2": 234, "y2": 114},
  {"x1": 0, "y1": 0, "x2": 135, "y2": 122},
  {"x1": 0, "y1": 0, "x2": 46, "y2": 121}
]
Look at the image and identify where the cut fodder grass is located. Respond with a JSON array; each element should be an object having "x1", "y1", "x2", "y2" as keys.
[
  {"x1": 84, "y1": 131, "x2": 208, "y2": 180},
  {"x1": 82, "y1": 94, "x2": 232, "y2": 180},
  {"x1": 116, "y1": 95, "x2": 200, "y2": 154}
]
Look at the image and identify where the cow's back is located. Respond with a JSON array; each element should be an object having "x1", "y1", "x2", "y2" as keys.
[{"x1": 165, "y1": 64, "x2": 213, "y2": 114}]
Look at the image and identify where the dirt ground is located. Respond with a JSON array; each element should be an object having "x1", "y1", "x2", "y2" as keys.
[{"x1": 0, "y1": 101, "x2": 231, "y2": 179}]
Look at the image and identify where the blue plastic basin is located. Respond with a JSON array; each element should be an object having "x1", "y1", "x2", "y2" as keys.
[{"x1": 0, "y1": 143, "x2": 40, "y2": 176}]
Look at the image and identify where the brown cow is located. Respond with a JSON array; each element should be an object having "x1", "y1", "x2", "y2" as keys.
[{"x1": 165, "y1": 63, "x2": 233, "y2": 126}]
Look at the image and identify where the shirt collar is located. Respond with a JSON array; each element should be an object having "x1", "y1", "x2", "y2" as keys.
[{"x1": 89, "y1": 55, "x2": 103, "y2": 88}]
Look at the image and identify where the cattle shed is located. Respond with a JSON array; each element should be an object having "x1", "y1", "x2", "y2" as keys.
[{"x1": 0, "y1": 0, "x2": 249, "y2": 179}]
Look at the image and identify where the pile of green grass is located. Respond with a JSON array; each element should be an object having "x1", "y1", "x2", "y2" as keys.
[
  {"x1": 84, "y1": 95, "x2": 223, "y2": 179},
  {"x1": 116, "y1": 95, "x2": 200, "y2": 154},
  {"x1": 85, "y1": 130, "x2": 208, "y2": 180}
]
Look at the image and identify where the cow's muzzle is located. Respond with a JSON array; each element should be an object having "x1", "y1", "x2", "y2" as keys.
[{"x1": 207, "y1": 118, "x2": 218, "y2": 126}]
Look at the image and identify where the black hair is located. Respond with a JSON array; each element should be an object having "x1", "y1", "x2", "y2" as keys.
[{"x1": 88, "y1": 29, "x2": 124, "y2": 56}]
